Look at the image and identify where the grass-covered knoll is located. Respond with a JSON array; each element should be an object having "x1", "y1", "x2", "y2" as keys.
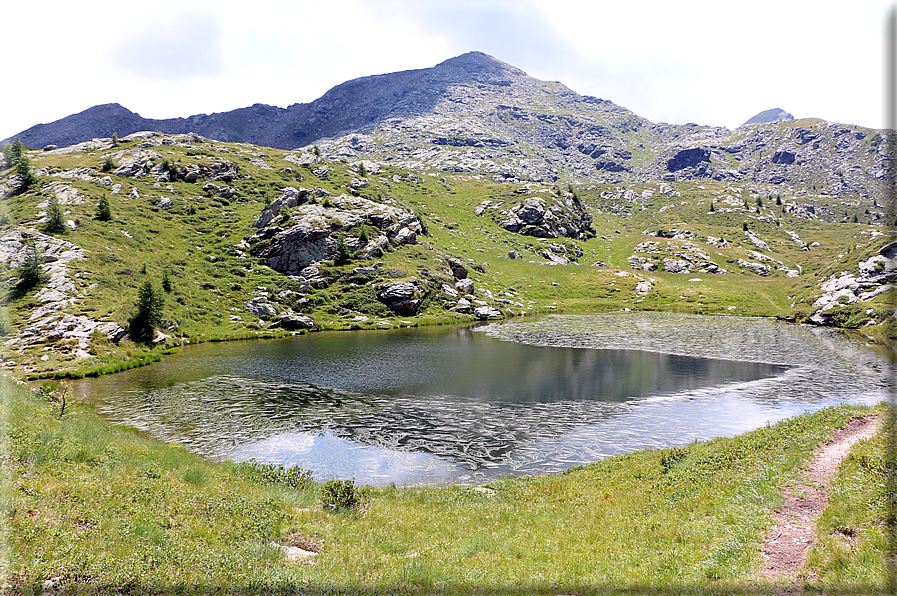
[
  {"x1": 1, "y1": 135, "x2": 893, "y2": 380},
  {"x1": 4, "y1": 379, "x2": 885, "y2": 594}
]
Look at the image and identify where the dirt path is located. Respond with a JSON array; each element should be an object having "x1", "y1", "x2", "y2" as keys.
[{"x1": 760, "y1": 414, "x2": 882, "y2": 583}]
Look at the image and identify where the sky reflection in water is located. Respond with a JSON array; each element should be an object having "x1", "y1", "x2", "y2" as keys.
[{"x1": 73, "y1": 313, "x2": 890, "y2": 485}]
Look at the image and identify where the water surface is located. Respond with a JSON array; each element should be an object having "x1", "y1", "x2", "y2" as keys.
[{"x1": 72, "y1": 313, "x2": 889, "y2": 485}]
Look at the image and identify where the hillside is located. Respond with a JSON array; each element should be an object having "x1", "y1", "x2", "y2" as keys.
[{"x1": 0, "y1": 129, "x2": 894, "y2": 379}]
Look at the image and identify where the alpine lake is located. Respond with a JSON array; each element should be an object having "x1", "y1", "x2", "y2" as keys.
[{"x1": 70, "y1": 312, "x2": 890, "y2": 486}]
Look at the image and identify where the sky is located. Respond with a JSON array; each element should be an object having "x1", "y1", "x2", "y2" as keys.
[{"x1": 1, "y1": 0, "x2": 895, "y2": 142}]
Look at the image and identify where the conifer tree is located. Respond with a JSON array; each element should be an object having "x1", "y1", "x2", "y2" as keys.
[
  {"x1": 17, "y1": 241, "x2": 47, "y2": 289},
  {"x1": 129, "y1": 279, "x2": 164, "y2": 340},
  {"x1": 96, "y1": 195, "x2": 112, "y2": 221},
  {"x1": 43, "y1": 196, "x2": 66, "y2": 233}
]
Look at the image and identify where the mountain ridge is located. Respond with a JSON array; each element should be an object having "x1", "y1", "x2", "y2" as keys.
[{"x1": 5, "y1": 52, "x2": 892, "y2": 202}]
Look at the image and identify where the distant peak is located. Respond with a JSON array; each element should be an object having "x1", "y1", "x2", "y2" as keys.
[
  {"x1": 435, "y1": 52, "x2": 525, "y2": 76},
  {"x1": 742, "y1": 108, "x2": 794, "y2": 126}
]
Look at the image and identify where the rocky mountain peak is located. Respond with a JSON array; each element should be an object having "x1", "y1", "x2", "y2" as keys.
[
  {"x1": 742, "y1": 108, "x2": 794, "y2": 126},
  {"x1": 433, "y1": 51, "x2": 526, "y2": 79}
]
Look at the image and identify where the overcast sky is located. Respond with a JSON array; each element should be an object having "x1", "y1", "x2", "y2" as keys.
[{"x1": 2, "y1": 0, "x2": 894, "y2": 142}]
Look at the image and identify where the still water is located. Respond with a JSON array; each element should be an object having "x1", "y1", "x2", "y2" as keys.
[{"x1": 71, "y1": 313, "x2": 890, "y2": 486}]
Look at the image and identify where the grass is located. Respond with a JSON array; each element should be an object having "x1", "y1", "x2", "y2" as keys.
[
  {"x1": 1, "y1": 139, "x2": 894, "y2": 378},
  {"x1": 3, "y1": 377, "x2": 888, "y2": 594}
]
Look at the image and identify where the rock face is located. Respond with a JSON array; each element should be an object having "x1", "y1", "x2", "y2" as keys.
[{"x1": 249, "y1": 191, "x2": 426, "y2": 275}]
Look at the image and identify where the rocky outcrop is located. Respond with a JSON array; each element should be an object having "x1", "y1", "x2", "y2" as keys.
[
  {"x1": 0, "y1": 228, "x2": 125, "y2": 361},
  {"x1": 629, "y1": 239, "x2": 726, "y2": 275},
  {"x1": 249, "y1": 193, "x2": 426, "y2": 275},
  {"x1": 808, "y1": 241, "x2": 897, "y2": 324},
  {"x1": 494, "y1": 193, "x2": 593, "y2": 241}
]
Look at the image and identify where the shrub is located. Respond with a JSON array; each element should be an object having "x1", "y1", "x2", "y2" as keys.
[
  {"x1": 321, "y1": 479, "x2": 360, "y2": 511},
  {"x1": 101, "y1": 156, "x2": 116, "y2": 172},
  {"x1": 161, "y1": 269, "x2": 173, "y2": 293},
  {"x1": 334, "y1": 235, "x2": 351, "y2": 265},
  {"x1": 233, "y1": 459, "x2": 313, "y2": 490}
]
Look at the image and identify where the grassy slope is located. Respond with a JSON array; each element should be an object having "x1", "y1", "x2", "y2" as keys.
[
  {"x1": 1, "y1": 136, "x2": 894, "y2": 378},
  {"x1": 3, "y1": 379, "x2": 885, "y2": 594}
]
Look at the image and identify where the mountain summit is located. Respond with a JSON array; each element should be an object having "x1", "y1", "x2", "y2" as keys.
[
  {"x1": 742, "y1": 108, "x2": 794, "y2": 126},
  {"x1": 9, "y1": 52, "x2": 528, "y2": 151}
]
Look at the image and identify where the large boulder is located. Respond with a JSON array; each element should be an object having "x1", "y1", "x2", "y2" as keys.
[
  {"x1": 276, "y1": 314, "x2": 315, "y2": 330},
  {"x1": 245, "y1": 297, "x2": 277, "y2": 318},
  {"x1": 377, "y1": 280, "x2": 425, "y2": 315},
  {"x1": 249, "y1": 194, "x2": 426, "y2": 275},
  {"x1": 495, "y1": 194, "x2": 593, "y2": 241}
]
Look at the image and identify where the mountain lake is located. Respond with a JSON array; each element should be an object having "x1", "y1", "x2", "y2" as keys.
[{"x1": 70, "y1": 312, "x2": 890, "y2": 486}]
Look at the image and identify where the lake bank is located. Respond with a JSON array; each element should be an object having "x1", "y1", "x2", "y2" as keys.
[
  {"x1": 4, "y1": 378, "x2": 887, "y2": 593},
  {"x1": 67, "y1": 312, "x2": 889, "y2": 486}
]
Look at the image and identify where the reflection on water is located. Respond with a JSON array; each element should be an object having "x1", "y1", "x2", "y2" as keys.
[{"x1": 72, "y1": 313, "x2": 890, "y2": 486}]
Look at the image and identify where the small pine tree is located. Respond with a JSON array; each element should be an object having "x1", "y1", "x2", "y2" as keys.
[
  {"x1": 96, "y1": 195, "x2": 112, "y2": 221},
  {"x1": 313, "y1": 145, "x2": 321, "y2": 158},
  {"x1": 162, "y1": 269, "x2": 173, "y2": 293},
  {"x1": 111, "y1": 132, "x2": 119, "y2": 147},
  {"x1": 17, "y1": 241, "x2": 47, "y2": 289},
  {"x1": 101, "y1": 156, "x2": 116, "y2": 172},
  {"x1": 14, "y1": 152, "x2": 37, "y2": 192},
  {"x1": 334, "y1": 235, "x2": 351, "y2": 265},
  {"x1": 742, "y1": 222, "x2": 749, "y2": 231},
  {"x1": 775, "y1": 196, "x2": 782, "y2": 205},
  {"x1": 43, "y1": 196, "x2": 66, "y2": 234},
  {"x1": 129, "y1": 279, "x2": 164, "y2": 341},
  {"x1": 358, "y1": 161, "x2": 368, "y2": 177},
  {"x1": 9, "y1": 137, "x2": 23, "y2": 166},
  {"x1": 709, "y1": 201, "x2": 715, "y2": 212}
]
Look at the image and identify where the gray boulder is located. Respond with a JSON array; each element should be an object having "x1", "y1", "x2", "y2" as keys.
[
  {"x1": 455, "y1": 278, "x2": 475, "y2": 295},
  {"x1": 277, "y1": 314, "x2": 315, "y2": 330},
  {"x1": 447, "y1": 257, "x2": 468, "y2": 279},
  {"x1": 473, "y1": 306, "x2": 502, "y2": 319},
  {"x1": 377, "y1": 280, "x2": 424, "y2": 314},
  {"x1": 662, "y1": 258, "x2": 692, "y2": 273},
  {"x1": 246, "y1": 297, "x2": 277, "y2": 318}
]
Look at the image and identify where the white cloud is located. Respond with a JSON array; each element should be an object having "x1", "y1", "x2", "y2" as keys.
[{"x1": 111, "y1": 12, "x2": 225, "y2": 81}]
